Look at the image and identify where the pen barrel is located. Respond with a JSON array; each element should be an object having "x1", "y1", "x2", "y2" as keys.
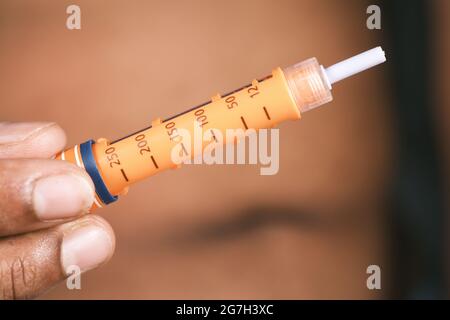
[{"x1": 56, "y1": 62, "x2": 333, "y2": 211}]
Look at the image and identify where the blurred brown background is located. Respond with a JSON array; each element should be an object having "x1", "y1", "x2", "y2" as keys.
[{"x1": 0, "y1": 0, "x2": 448, "y2": 299}]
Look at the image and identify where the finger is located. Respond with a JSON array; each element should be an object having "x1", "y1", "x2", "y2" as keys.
[
  {"x1": 0, "y1": 122, "x2": 66, "y2": 159},
  {"x1": 0, "y1": 159, "x2": 95, "y2": 236},
  {"x1": 0, "y1": 215, "x2": 115, "y2": 299}
]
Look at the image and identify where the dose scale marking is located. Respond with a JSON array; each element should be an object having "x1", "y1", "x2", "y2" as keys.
[{"x1": 56, "y1": 47, "x2": 386, "y2": 210}]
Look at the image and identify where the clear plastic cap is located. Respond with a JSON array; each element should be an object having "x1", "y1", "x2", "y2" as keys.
[{"x1": 283, "y1": 58, "x2": 333, "y2": 113}]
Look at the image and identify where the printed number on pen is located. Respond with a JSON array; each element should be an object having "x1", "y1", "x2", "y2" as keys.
[
  {"x1": 105, "y1": 146, "x2": 121, "y2": 168},
  {"x1": 134, "y1": 134, "x2": 151, "y2": 155}
]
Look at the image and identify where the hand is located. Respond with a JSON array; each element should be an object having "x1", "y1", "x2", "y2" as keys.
[{"x1": 0, "y1": 122, "x2": 115, "y2": 299}]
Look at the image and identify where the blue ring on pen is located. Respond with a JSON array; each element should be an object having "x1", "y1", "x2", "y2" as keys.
[{"x1": 79, "y1": 140, "x2": 118, "y2": 205}]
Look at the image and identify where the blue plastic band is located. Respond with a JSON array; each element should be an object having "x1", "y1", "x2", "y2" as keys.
[{"x1": 79, "y1": 140, "x2": 118, "y2": 205}]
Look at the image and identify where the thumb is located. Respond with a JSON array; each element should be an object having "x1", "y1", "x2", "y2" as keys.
[{"x1": 0, "y1": 215, "x2": 115, "y2": 299}]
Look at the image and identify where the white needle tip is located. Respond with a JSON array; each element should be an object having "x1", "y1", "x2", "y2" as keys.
[{"x1": 324, "y1": 46, "x2": 386, "y2": 85}]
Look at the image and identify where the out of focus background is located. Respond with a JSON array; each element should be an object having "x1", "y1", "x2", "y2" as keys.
[{"x1": 0, "y1": 0, "x2": 448, "y2": 299}]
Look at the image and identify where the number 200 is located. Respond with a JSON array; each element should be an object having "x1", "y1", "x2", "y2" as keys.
[{"x1": 134, "y1": 134, "x2": 151, "y2": 155}]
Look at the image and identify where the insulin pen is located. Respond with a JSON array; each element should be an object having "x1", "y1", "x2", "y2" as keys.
[{"x1": 56, "y1": 46, "x2": 386, "y2": 210}]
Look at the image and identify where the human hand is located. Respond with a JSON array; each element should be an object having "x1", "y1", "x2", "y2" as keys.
[{"x1": 0, "y1": 122, "x2": 115, "y2": 299}]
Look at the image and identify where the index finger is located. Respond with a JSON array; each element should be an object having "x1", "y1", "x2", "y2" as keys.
[{"x1": 0, "y1": 122, "x2": 66, "y2": 159}]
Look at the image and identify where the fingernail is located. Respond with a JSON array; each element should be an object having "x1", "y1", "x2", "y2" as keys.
[
  {"x1": 61, "y1": 224, "x2": 114, "y2": 273},
  {"x1": 0, "y1": 122, "x2": 54, "y2": 145},
  {"x1": 33, "y1": 174, "x2": 94, "y2": 221}
]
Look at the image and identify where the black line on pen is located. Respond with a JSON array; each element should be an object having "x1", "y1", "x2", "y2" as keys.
[
  {"x1": 240, "y1": 116, "x2": 249, "y2": 130},
  {"x1": 263, "y1": 106, "x2": 271, "y2": 120},
  {"x1": 180, "y1": 143, "x2": 189, "y2": 156},
  {"x1": 150, "y1": 156, "x2": 159, "y2": 169},
  {"x1": 110, "y1": 125, "x2": 152, "y2": 144},
  {"x1": 210, "y1": 129, "x2": 218, "y2": 142},
  {"x1": 120, "y1": 169, "x2": 129, "y2": 182},
  {"x1": 163, "y1": 100, "x2": 211, "y2": 123},
  {"x1": 110, "y1": 75, "x2": 275, "y2": 145}
]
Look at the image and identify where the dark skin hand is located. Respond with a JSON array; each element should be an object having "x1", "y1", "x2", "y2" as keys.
[{"x1": 0, "y1": 122, "x2": 115, "y2": 299}]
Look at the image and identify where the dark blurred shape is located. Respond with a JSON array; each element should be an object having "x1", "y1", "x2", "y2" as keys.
[
  {"x1": 383, "y1": 0, "x2": 446, "y2": 298},
  {"x1": 167, "y1": 206, "x2": 333, "y2": 247}
]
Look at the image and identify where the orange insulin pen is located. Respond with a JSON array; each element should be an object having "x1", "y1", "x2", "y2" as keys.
[{"x1": 56, "y1": 47, "x2": 386, "y2": 210}]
